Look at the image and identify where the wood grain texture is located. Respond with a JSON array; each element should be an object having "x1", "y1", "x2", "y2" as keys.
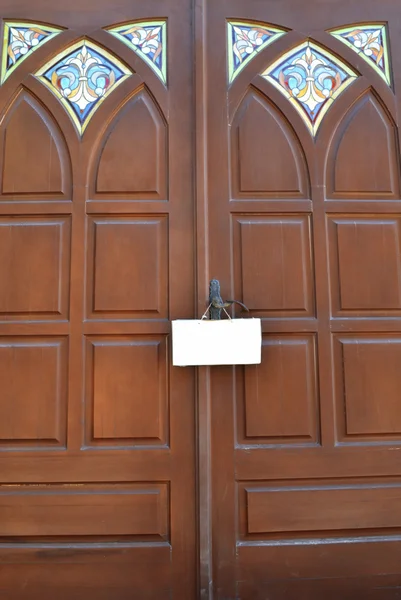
[
  {"x1": 0, "y1": 483, "x2": 169, "y2": 539},
  {"x1": 0, "y1": 90, "x2": 71, "y2": 197},
  {"x1": 95, "y1": 87, "x2": 167, "y2": 199},
  {"x1": 0, "y1": 1, "x2": 196, "y2": 598},
  {"x1": 207, "y1": 0, "x2": 401, "y2": 597}
]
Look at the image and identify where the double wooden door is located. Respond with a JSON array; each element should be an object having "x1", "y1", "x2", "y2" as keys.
[{"x1": 2, "y1": 0, "x2": 401, "y2": 598}]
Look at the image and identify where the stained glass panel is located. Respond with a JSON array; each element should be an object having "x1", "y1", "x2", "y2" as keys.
[
  {"x1": 1, "y1": 21, "x2": 62, "y2": 83},
  {"x1": 106, "y1": 21, "x2": 167, "y2": 85},
  {"x1": 35, "y1": 40, "x2": 132, "y2": 135},
  {"x1": 227, "y1": 21, "x2": 286, "y2": 83},
  {"x1": 329, "y1": 24, "x2": 390, "y2": 86},
  {"x1": 262, "y1": 41, "x2": 358, "y2": 136}
]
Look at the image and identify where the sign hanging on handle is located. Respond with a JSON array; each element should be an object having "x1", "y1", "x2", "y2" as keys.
[
  {"x1": 172, "y1": 317, "x2": 262, "y2": 366},
  {"x1": 172, "y1": 278, "x2": 261, "y2": 367}
]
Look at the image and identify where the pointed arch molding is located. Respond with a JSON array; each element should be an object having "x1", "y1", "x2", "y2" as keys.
[
  {"x1": 326, "y1": 89, "x2": 400, "y2": 199},
  {"x1": 230, "y1": 87, "x2": 309, "y2": 198},
  {"x1": 227, "y1": 20, "x2": 287, "y2": 83},
  {"x1": 1, "y1": 21, "x2": 63, "y2": 84},
  {"x1": 0, "y1": 88, "x2": 72, "y2": 196},
  {"x1": 105, "y1": 20, "x2": 167, "y2": 85},
  {"x1": 91, "y1": 85, "x2": 167, "y2": 199},
  {"x1": 34, "y1": 39, "x2": 132, "y2": 135}
]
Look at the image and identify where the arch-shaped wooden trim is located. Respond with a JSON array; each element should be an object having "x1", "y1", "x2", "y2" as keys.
[
  {"x1": 92, "y1": 29, "x2": 168, "y2": 113},
  {"x1": 323, "y1": 86, "x2": 401, "y2": 200},
  {"x1": 249, "y1": 75, "x2": 317, "y2": 187},
  {"x1": 0, "y1": 84, "x2": 73, "y2": 198},
  {"x1": 86, "y1": 82, "x2": 167, "y2": 199},
  {"x1": 229, "y1": 83, "x2": 310, "y2": 199}
]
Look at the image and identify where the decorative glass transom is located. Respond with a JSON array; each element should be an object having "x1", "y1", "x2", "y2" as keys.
[
  {"x1": 35, "y1": 40, "x2": 131, "y2": 135},
  {"x1": 105, "y1": 21, "x2": 167, "y2": 85},
  {"x1": 329, "y1": 24, "x2": 390, "y2": 86},
  {"x1": 262, "y1": 41, "x2": 358, "y2": 136},
  {"x1": 1, "y1": 21, "x2": 62, "y2": 83},
  {"x1": 227, "y1": 21, "x2": 286, "y2": 83}
]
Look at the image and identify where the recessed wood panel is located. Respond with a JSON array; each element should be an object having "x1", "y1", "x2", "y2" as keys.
[
  {"x1": 241, "y1": 482, "x2": 401, "y2": 535},
  {"x1": 240, "y1": 335, "x2": 319, "y2": 444},
  {"x1": 334, "y1": 335, "x2": 401, "y2": 440},
  {"x1": 0, "y1": 217, "x2": 71, "y2": 320},
  {"x1": 87, "y1": 216, "x2": 168, "y2": 319},
  {"x1": 95, "y1": 88, "x2": 167, "y2": 199},
  {"x1": 0, "y1": 337, "x2": 68, "y2": 448},
  {"x1": 231, "y1": 89, "x2": 308, "y2": 198},
  {"x1": 0, "y1": 545, "x2": 171, "y2": 600},
  {"x1": 85, "y1": 336, "x2": 168, "y2": 447},
  {"x1": 238, "y1": 573, "x2": 401, "y2": 600},
  {"x1": 327, "y1": 92, "x2": 400, "y2": 199},
  {"x1": 328, "y1": 217, "x2": 401, "y2": 315},
  {"x1": 238, "y1": 540, "x2": 401, "y2": 600},
  {"x1": 0, "y1": 90, "x2": 71, "y2": 197},
  {"x1": 0, "y1": 483, "x2": 168, "y2": 539},
  {"x1": 232, "y1": 215, "x2": 314, "y2": 317}
]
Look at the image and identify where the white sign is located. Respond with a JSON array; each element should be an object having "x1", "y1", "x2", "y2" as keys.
[{"x1": 172, "y1": 318, "x2": 262, "y2": 366}]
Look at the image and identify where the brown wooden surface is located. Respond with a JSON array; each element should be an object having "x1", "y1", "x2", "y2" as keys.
[
  {"x1": 3, "y1": 0, "x2": 401, "y2": 598},
  {"x1": 0, "y1": 0, "x2": 195, "y2": 598},
  {"x1": 204, "y1": 0, "x2": 401, "y2": 598}
]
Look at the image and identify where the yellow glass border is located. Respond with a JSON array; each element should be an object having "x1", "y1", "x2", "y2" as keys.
[
  {"x1": 329, "y1": 24, "x2": 390, "y2": 86},
  {"x1": 261, "y1": 41, "x2": 358, "y2": 136},
  {"x1": 105, "y1": 20, "x2": 167, "y2": 85},
  {"x1": 35, "y1": 39, "x2": 132, "y2": 135},
  {"x1": 1, "y1": 21, "x2": 63, "y2": 84},
  {"x1": 227, "y1": 20, "x2": 286, "y2": 84}
]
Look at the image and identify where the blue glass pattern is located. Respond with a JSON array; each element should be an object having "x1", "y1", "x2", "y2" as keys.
[
  {"x1": 227, "y1": 22, "x2": 285, "y2": 82},
  {"x1": 330, "y1": 25, "x2": 390, "y2": 86},
  {"x1": 268, "y1": 44, "x2": 352, "y2": 124},
  {"x1": 117, "y1": 24, "x2": 163, "y2": 72},
  {"x1": 41, "y1": 44, "x2": 126, "y2": 125}
]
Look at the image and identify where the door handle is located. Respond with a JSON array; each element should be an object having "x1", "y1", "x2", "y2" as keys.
[{"x1": 208, "y1": 279, "x2": 249, "y2": 320}]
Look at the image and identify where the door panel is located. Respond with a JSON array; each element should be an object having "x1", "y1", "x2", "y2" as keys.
[
  {"x1": 205, "y1": 0, "x2": 401, "y2": 597},
  {"x1": 0, "y1": 2, "x2": 195, "y2": 598}
]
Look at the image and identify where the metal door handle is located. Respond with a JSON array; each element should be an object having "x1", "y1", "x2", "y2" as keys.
[{"x1": 208, "y1": 279, "x2": 249, "y2": 320}]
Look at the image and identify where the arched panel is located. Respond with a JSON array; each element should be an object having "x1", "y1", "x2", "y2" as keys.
[
  {"x1": 0, "y1": 88, "x2": 71, "y2": 197},
  {"x1": 230, "y1": 88, "x2": 309, "y2": 198},
  {"x1": 94, "y1": 86, "x2": 167, "y2": 199},
  {"x1": 326, "y1": 90, "x2": 400, "y2": 198}
]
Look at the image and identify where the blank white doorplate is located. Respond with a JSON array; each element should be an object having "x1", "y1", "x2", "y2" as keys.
[{"x1": 172, "y1": 318, "x2": 262, "y2": 366}]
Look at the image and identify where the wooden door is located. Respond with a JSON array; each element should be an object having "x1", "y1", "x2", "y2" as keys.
[
  {"x1": 0, "y1": 1, "x2": 195, "y2": 598},
  {"x1": 202, "y1": 0, "x2": 401, "y2": 597}
]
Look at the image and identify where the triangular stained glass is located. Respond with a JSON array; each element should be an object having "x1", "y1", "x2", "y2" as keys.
[
  {"x1": 1, "y1": 21, "x2": 63, "y2": 83},
  {"x1": 262, "y1": 41, "x2": 358, "y2": 136},
  {"x1": 329, "y1": 24, "x2": 391, "y2": 86},
  {"x1": 227, "y1": 20, "x2": 286, "y2": 83},
  {"x1": 105, "y1": 21, "x2": 167, "y2": 85},
  {"x1": 35, "y1": 40, "x2": 132, "y2": 135}
]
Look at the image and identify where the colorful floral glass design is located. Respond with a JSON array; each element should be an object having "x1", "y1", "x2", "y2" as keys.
[
  {"x1": 106, "y1": 21, "x2": 167, "y2": 85},
  {"x1": 35, "y1": 40, "x2": 131, "y2": 135},
  {"x1": 329, "y1": 24, "x2": 390, "y2": 86},
  {"x1": 1, "y1": 21, "x2": 62, "y2": 83},
  {"x1": 227, "y1": 20, "x2": 286, "y2": 83},
  {"x1": 262, "y1": 41, "x2": 358, "y2": 136}
]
